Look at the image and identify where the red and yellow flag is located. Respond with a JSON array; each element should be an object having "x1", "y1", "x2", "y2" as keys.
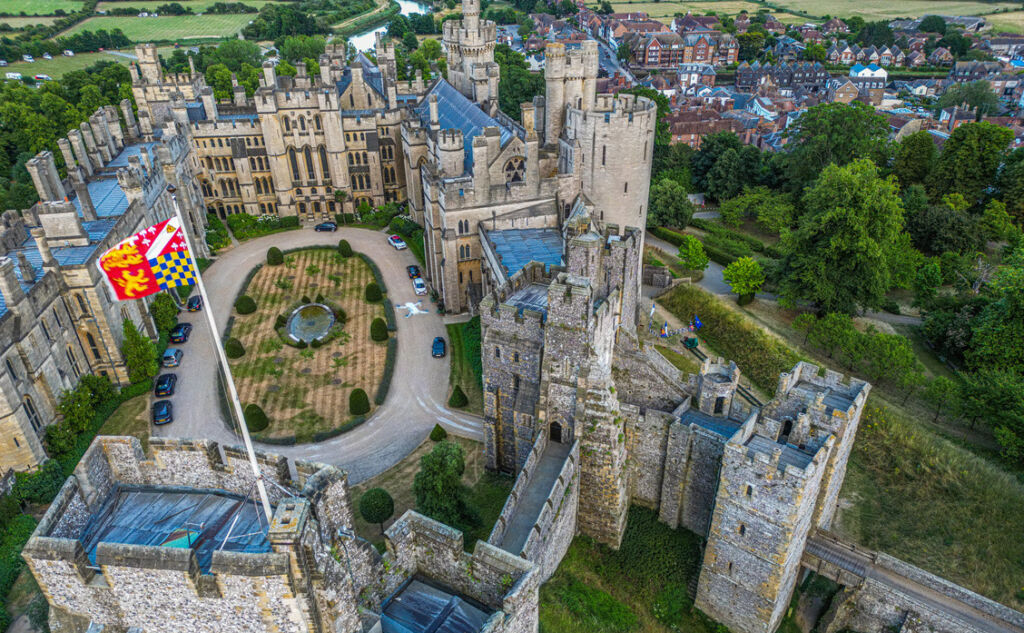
[{"x1": 97, "y1": 217, "x2": 195, "y2": 301}]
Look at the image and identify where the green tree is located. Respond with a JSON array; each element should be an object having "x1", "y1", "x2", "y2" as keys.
[
  {"x1": 430, "y1": 423, "x2": 448, "y2": 441},
  {"x1": 804, "y1": 42, "x2": 826, "y2": 61},
  {"x1": 906, "y1": 201, "x2": 979, "y2": 255},
  {"x1": 967, "y1": 253, "x2": 1024, "y2": 372},
  {"x1": 647, "y1": 178, "x2": 693, "y2": 228},
  {"x1": 370, "y1": 317, "x2": 389, "y2": 342},
  {"x1": 244, "y1": 404, "x2": 269, "y2": 432},
  {"x1": 365, "y1": 282, "x2": 382, "y2": 302},
  {"x1": 929, "y1": 121, "x2": 1013, "y2": 203},
  {"x1": 808, "y1": 312, "x2": 856, "y2": 359},
  {"x1": 208, "y1": 39, "x2": 262, "y2": 70},
  {"x1": 350, "y1": 388, "x2": 370, "y2": 415},
  {"x1": 617, "y1": 42, "x2": 631, "y2": 62},
  {"x1": 913, "y1": 260, "x2": 943, "y2": 308},
  {"x1": 121, "y1": 319, "x2": 157, "y2": 384},
  {"x1": 980, "y1": 199, "x2": 1016, "y2": 241},
  {"x1": 784, "y1": 102, "x2": 890, "y2": 190},
  {"x1": 737, "y1": 31, "x2": 766, "y2": 61},
  {"x1": 494, "y1": 44, "x2": 544, "y2": 119},
  {"x1": 338, "y1": 239, "x2": 353, "y2": 257},
  {"x1": 918, "y1": 14, "x2": 947, "y2": 35},
  {"x1": 204, "y1": 63, "x2": 234, "y2": 100},
  {"x1": 792, "y1": 312, "x2": 816, "y2": 345},
  {"x1": 936, "y1": 81, "x2": 1000, "y2": 120},
  {"x1": 278, "y1": 35, "x2": 326, "y2": 62},
  {"x1": 267, "y1": 247, "x2": 284, "y2": 265},
  {"x1": 892, "y1": 131, "x2": 936, "y2": 189},
  {"x1": 924, "y1": 376, "x2": 956, "y2": 422},
  {"x1": 225, "y1": 338, "x2": 246, "y2": 358},
  {"x1": 421, "y1": 38, "x2": 443, "y2": 60},
  {"x1": 235, "y1": 295, "x2": 257, "y2": 314},
  {"x1": 722, "y1": 257, "x2": 765, "y2": 300},
  {"x1": 997, "y1": 151, "x2": 1024, "y2": 224},
  {"x1": 677, "y1": 235, "x2": 709, "y2": 271},
  {"x1": 718, "y1": 187, "x2": 793, "y2": 233},
  {"x1": 779, "y1": 160, "x2": 906, "y2": 314},
  {"x1": 691, "y1": 131, "x2": 742, "y2": 191},
  {"x1": 149, "y1": 293, "x2": 178, "y2": 334},
  {"x1": 359, "y1": 488, "x2": 395, "y2": 533},
  {"x1": 958, "y1": 369, "x2": 1024, "y2": 463},
  {"x1": 412, "y1": 440, "x2": 466, "y2": 526},
  {"x1": 448, "y1": 385, "x2": 468, "y2": 408}
]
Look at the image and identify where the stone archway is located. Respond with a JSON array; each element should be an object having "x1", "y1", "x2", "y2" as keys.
[{"x1": 549, "y1": 421, "x2": 563, "y2": 444}]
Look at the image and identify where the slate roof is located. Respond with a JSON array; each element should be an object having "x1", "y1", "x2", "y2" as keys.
[
  {"x1": 413, "y1": 80, "x2": 515, "y2": 173},
  {"x1": 487, "y1": 228, "x2": 563, "y2": 278}
]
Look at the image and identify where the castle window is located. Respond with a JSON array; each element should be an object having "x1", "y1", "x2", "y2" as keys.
[
  {"x1": 289, "y1": 148, "x2": 301, "y2": 181},
  {"x1": 66, "y1": 347, "x2": 80, "y2": 379},
  {"x1": 12, "y1": 437, "x2": 18, "y2": 448},
  {"x1": 348, "y1": 153, "x2": 354, "y2": 165},
  {"x1": 745, "y1": 485, "x2": 753, "y2": 497},
  {"x1": 299, "y1": 116, "x2": 306, "y2": 131},
  {"x1": 52, "y1": 309, "x2": 61, "y2": 328},
  {"x1": 86, "y1": 333, "x2": 101, "y2": 361},
  {"x1": 284, "y1": 117, "x2": 291, "y2": 132},
  {"x1": 299, "y1": 202, "x2": 306, "y2": 215},
  {"x1": 23, "y1": 396, "x2": 41, "y2": 434},
  {"x1": 495, "y1": 347, "x2": 501, "y2": 359},
  {"x1": 624, "y1": 182, "x2": 629, "y2": 193},
  {"x1": 503, "y1": 157, "x2": 525, "y2": 183},
  {"x1": 304, "y1": 147, "x2": 315, "y2": 180},
  {"x1": 602, "y1": 145, "x2": 606, "y2": 165},
  {"x1": 314, "y1": 115, "x2": 321, "y2": 130},
  {"x1": 40, "y1": 319, "x2": 51, "y2": 343},
  {"x1": 513, "y1": 352, "x2": 519, "y2": 363},
  {"x1": 6, "y1": 359, "x2": 17, "y2": 382},
  {"x1": 738, "y1": 524, "x2": 746, "y2": 536}
]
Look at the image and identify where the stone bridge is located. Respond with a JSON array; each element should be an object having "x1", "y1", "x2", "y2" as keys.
[{"x1": 803, "y1": 532, "x2": 1024, "y2": 633}]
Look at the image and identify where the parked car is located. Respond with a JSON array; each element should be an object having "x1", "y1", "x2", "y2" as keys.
[
  {"x1": 407, "y1": 265, "x2": 421, "y2": 278},
  {"x1": 42, "y1": 53, "x2": 52, "y2": 59},
  {"x1": 432, "y1": 337, "x2": 446, "y2": 358},
  {"x1": 314, "y1": 221, "x2": 337, "y2": 232},
  {"x1": 169, "y1": 323, "x2": 193, "y2": 343},
  {"x1": 162, "y1": 348, "x2": 183, "y2": 368},
  {"x1": 186, "y1": 295, "x2": 202, "y2": 312},
  {"x1": 155, "y1": 374, "x2": 177, "y2": 396},
  {"x1": 0, "y1": 61, "x2": 7, "y2": 67},
  {"x1": 152, "y1": 400, "x2": 173, "y2": 425},
  {"x1": 63, "y1": 50, "x2": 75, "y2": 57},
  {"x1": 413, "y1": 277, "x2": 427, "y2": 296},
  {"x1": 388, "y1": 235, "x2": 407, "y2": 250},
  {"x1": 33, "y1": 74, "x2": 52, "y2": 81},
  {"x1": 5, "y1": 72, "x2": 21, "y2": 80},
  {"x1": 22, "y1": 55, "x2": 33, "y2": 63}
]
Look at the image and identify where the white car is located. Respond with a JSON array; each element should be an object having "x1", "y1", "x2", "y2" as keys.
[
  {"x1": 63, "y1": 50, "x2": 75, "y2": 57},
  {"x1": 0, "y1": 61, "x2": 7, "y2": 67},
  {"x1": 5, "y1": 72, "x2": 22, "y2": 80},
  {"x1": 413, "y1": 277, "x2": 427, "y2": 296},
  {"x1": 42, "y1": 53, "x2": 52, "y2": 60},
  {"x1": 22, "y1": 55, "x2": 33, "y2": 63},
  {"x1": 388, "y1": 235, "x2": 407, "y2": 250}
]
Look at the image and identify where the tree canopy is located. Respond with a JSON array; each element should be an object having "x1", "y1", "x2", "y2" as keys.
[{"x1": 783, "y1": 102, "x2": 890, "y2": 190}]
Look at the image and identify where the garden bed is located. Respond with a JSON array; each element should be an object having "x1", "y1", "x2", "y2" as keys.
[{"x1": 227, "y1": 247, "x2": 391, "y2": 443}]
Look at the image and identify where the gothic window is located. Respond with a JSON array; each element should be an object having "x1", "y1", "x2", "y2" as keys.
[
  {"x1": 53, "y1": 309, "x2": 61, "y2": 328},
  {"x1": 66, "y1": 347, "x2": 80, "y2": 379},
  {"x1": 348, "y1": 153, "x2": 354, "y2": 165},
  {"x1": 23, "y1": 396, "x2": 41, "y2": 434},
  {"x1": 304, "y1": 147, "x2": 315, "y2": 180},
  {"x1": 319, "y1": 146, "x2": 330, "y2": 183},
  {"x1": 299, "y1": 202, "x2": 306, "y2": 215},
  {"x1": 503, "y1": 157, "x2": 525, "y2": 183},
  {"x1": 314, "y1": 115, "x2": 321, "y2": 130},
  {"x1": 255, "y1": 179, "x2": 262, "y2": 194},
  {"x1": 314, "y1": 202, "x2": 321, "y2": 215},
  {"x1": 284, "y1": 117, "x2": 291, "y2": 132},
  {"x1": 86, "y1": 332, "x2": 101, "y2": 361},
  {"x1": 5, "y1": 358, "x2": 17, "y2": 382},
  {"x1": 40, "y1": 319, "x2": 51, "y2": 343},
  {"x1": 289, "y1": 148, "x2": 300, "y2": 181},
  {"x1": 299, "y1": 116, "x2": 306, "y2": 131}
]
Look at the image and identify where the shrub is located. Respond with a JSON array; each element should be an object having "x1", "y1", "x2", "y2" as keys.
[
  {"x1": 430, "y1": 423, "x2": 448, "y2": 441},
  {"x1": 13, "y1": 460, "x2": 64, "y2": 505},
  {"x1": 315, "y1": 293, "x2": 325, "y2": 303},
  {"x1": 244, "y1": 404, "x2": 269, "y2": 432},
  {"x1": 338, "y1": 239, "x2": 353, "y2": 257},
  {"x1": 375, "y1": 338, "x2": 398, "y2": 405},
  {"x1": 310, "y1": 338, "x2": 323, "y2": 348},
  {"x1": 275, "y1": 314, "x2": 287, "y2": 329},
  {"x1": 359, "y1": 488, "x2": 395, "y2": 533},
  {"x1": 121, "y1": 319, "x2": 157, "y2": 384},
  {"x1": 267, "y1": 247, "x2": 284, "y2": 265},
  {"x1": 301, "y1": 294, "x2": 311, "y2": 303},
  {"x1": 149, "y1": 293, "x2": 179, "y2": 334},
  {"x1": 235, "y1": 295, "x2": 257, "y2": 314},
  {"x1": 225, "y1": 338, "x2": 246, "y2": 359},
  {"x1": 365, "y1": 282, "x2": 383, "y2": 303},
  {"x1": 350, "y1": 388, "x2": 370, "y2": 415},
  {"x1": 448, "y1": 385, "x2": 468, "y2": 408},
  {"x1": 370, "y1": 318, "x2": 389, "y2": 342},
  {"x1": 389, "y1": 216, "x2": 420, "y2": 237}
]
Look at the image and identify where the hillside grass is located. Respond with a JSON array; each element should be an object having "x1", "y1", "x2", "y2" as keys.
[
  {"x1": 98, "y1": 393, "x2": 151, "y2": 455},
  {"x1": 0, "y1": 0, "x2": 83, "y2": 15},
  {"x1": 762, "y1": 0, "x2": 1017, "y2": 20},
  {"x1": 0, "y1": 16, "x2": 60, "y2": 28},
  {"x1": 95, "y1": 0, "x2": 282, "y2": 10},
  {"x1": 2, "y1": 50, "x2": 146, "y2": 77},
  {"x1": 540, "y1": 506, "x2": 717, "y2": 633},
  {"x1": 61, "y1": 14, "x2": 252, "y2": 40}
]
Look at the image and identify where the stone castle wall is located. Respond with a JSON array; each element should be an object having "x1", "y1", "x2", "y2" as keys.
[
  {"x1": 488, "y1": 431, "x2": 549, "y2": 546},
  {"x1": 519, "y1": 440, "x2": 580, "y2": 582}
]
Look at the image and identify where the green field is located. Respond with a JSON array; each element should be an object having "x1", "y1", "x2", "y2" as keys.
[
  {"x1": 96, "y1": 0, "x2": 283, "y2": 11},
  {"x1": 767, "y1": 0, "x2": 1019, "y2": 20},
  {"x1": 61, "y1": 14, "x2": 253, "y2": 40},
  {"x1": 588, "y1": 1, "x2": 804, "y2": 23},
  {"x1": 986, "y1": 10, "x2": 1024, "y2": 33},
  {"x1": 2, "y1": 47, "x2": 174, "y2": 77},
  {"x1": 0, "y1": 0, "x2": 84, "y2": 15},
  {"x1": 0, "y1": 16, "x2": 60, "y2": 28}
]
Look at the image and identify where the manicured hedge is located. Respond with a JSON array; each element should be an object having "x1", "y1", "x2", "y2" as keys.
[
  {"x1": 659, "y1": 284, "x2": 801, "y2": 393},
  {"x1": 338, "y1": 239, "x2": 353, "y2": 257},
  {"x1": 365, "y1": 282, "x2": 383, "y2": 303},
  {"x1": 235, "y1": 295, "x2": 257, "y2": 315},
  {"x1": 350, "y1": 388, "x2": 370, "y2": 415},
  {"x1": 244, "y1": 404, "x2": 269, "y2": 432},
  {"x1": 225, "y1": 338, "x2": 245, "y2": 359},
  {"x1": 375, "y1": 338, "x2": 398, "y2": 405},
  {"x1": 267, "y1": 247, "x2": 284, "y2": 265},
  {"x1": 448, "y1": 385, "x2": 468, "y2": 408},
  {"x1": 370, "y1": 317, "x2": 389, "y2": 342},
  {"x1": 430, "y1": 424, "x2": 448, "y2": 441}
]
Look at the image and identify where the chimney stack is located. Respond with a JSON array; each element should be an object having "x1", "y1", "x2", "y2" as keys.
[
  {"x1": 16, "y1": 253, "x2": 35, "y2": 284},
  {"x1": 31, "y1": 228, "x2": 56, "y2": 270},
  {"x1": 0, "y1": 258, "x2": 25, "y2": 308}
]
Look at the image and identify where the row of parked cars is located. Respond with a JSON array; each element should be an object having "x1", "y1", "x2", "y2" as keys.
[{"x1": 152, "y1": 295, "x2": 202, "y2": 425}]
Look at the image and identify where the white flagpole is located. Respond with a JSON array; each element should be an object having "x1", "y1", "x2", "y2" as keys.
[{"x1": 166, "y1": 185, "x2": 273, "y2": 520}]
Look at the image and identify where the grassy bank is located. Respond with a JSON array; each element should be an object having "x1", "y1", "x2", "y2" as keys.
[
  {"x1": 446, "y1": 316, "x2": 484, "y2": 414},
  {"x1": 98, "y1": 394, "x2": 150, "y2": 454},
  {"x1": 540, "y1": 506, "x2": 717, "y2": 633}
]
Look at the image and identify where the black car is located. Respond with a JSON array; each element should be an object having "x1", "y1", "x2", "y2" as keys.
[
  {"x1": 432, "y1": 336, "x2": 446, "y2": 358},
  {"x1": 152, "y1": 400, "x2": 173, "y2": 425},
  {"x1": 186, "y1": 295, "x2": 202, "y2": 312},
  {"x1": 169, "y1": 322, "x2": 193, "y2": 343},
  {"x1": 155, "y1": 373, "x2": 177, "y2": 396},
  {"x1": 407, "y1": 265, "x2": 421, "y2": 279},
  {"x1": 314, "y1": 222, "x2": 338, "y2": 232}
]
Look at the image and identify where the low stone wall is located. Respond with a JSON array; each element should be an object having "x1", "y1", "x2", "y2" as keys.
[
  {"x1": 642, "y1": 264, "x2": 672, "y2": 288},
  {"x1": 611, "y1": 338, "x2": 691, "y2": 411},
  {"x1": 488, "y1": 430, "x2": 549, "y2": 547},
  {"x1": 384, "y1": 511, "x2": 540, "y2": 633},
  {"x1": 520, "y1": 440, "x2": 580, "y2": 582}
]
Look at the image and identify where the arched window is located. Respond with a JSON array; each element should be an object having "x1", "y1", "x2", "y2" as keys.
[
  {"x1": 739, "y1": 524, "x2": 746, "y2": 536},
  {"x1": 40, "y1": 319, "x2": 51, "y2": 343},
  {"x1": 23, "y1": 396, "x2": 42, "y2": 433},
  {"x1": 76, "y1": 294, "x2": 89, "y2": 315},
  {"x1": 289, "y1": 148, "x2": 300, "y2": 181},
  {"x1": 5, "y1": 358, "x2": 17, "y2": 382},
  {"x1": 86, "y1": 332, "x2": 101, "y2": 361},
  {"x1": 284, "y1": 117, "x2": 291, "y2": 132},
  {"x1": 298, "y1": 202, "x2": 306, "y2": 215},
  {"x1": 362, "y1": 151, "x2": 368, "y2": 165},
  {"x1": 255, "y1": 179, "x2": 262, "y2": 195},
  {"x1": 314, "y1": 115, "x2": 321, "y2": 130},
  {"x1": 319, "y1": 146, "x2": 330, "y2": 182},
  {"x1": 304, "y1": 147, "x2": 315, "y2": 181},
  {"x1": 299, "y1": 116, "x2": 306, "y2": 131},
  {"x1": 504, "y1": 157, "x2": 525, "y2": 183},
  {"x1": 66, "y1": 347, "x2": 80, "y2": 379},
  {"x1": 314, "y1": 201, "x2": 321, "y2": 215},
  {"x1": 348, "y1": 153, "x2": 354, "y2": 165}
]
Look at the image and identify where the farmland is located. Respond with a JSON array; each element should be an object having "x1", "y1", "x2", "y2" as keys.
[
  {"x1": 586, "y1": 1, "x2": 804, "y2": 23},
  {"x1": 766, "y1": 0, "x2": 1019, "y2": 20},
  {"x1": 1, "y1": 48, "x2": 174, "y2": 77},
  {"x1": 986, "y1": 10, "x2": 1024, "y2": 33},
  {"x1": 0, "y1": 16, "x2": 61, "y2": 28},
  {"x1": 0, "y1": 0, "x2": 84, "y2": 15},
  {"x1": 60, "y1": 14, "x2": 254, "y2": 41},
  {"x1": 95, "y1": 0, "x2": 283, "y2": 10}
]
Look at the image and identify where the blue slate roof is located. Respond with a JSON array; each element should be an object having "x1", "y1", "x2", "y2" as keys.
[
  {"x1": 413, "y1": 80, "x2": 514, "y2": 173},
  {"x1": 185, "y1": 100, "x2": 207, "y2": 123},
  {"x1": 336, "y1": 53, "x2": 386, "y2": 101},
  {"x1": 382, "y1": 577, "x2": 492, "y2": 633},
  {"x1": 79, "y1": 486, "x2": 272, "y2": 574},
  {"x1": 220, "y1": 112, "x2": 258, "y2": 121},
  {"x1": 488, "y1": 228, "x2": 563, "y2": 278},
  {"x1": 72, "y1": 178, "x2": 128, "y2": 218},
  {"x1": 107, "y1": 141, "x2": 159, "y2": 167},
  {"x1": 679, "y1": 408, "x2": 741, "y2": 439}
]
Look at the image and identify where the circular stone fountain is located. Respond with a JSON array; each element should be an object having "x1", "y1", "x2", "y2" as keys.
[{"x1": 286, "y1": 304, "x2": 335, "y2": 343}]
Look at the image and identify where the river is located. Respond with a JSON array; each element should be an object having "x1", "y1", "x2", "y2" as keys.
[{"x1": 348, "y1": 0, "x2": 433, "y2": 52}]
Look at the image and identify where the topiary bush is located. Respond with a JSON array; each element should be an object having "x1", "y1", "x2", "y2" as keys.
[
  {"x1": 338, "y1": 239, "x2": 353, "y2": 257},
  {"x1": 267, "y1": 247, "x2": 284, "y2": 265},
  {"x1": 244, "y1": 404, "x2": 269, "y2": 432},
  {"x1": 430, "y1": 423, "x2": 448, "y2": 442},
  {"x1": 301, "y1": 294, "x2": 311, "y2": 303},
  {"x1": 370, "y1": 317, "x2": 388, "y2": 342},
  {"x1": 275, "y1": 314, "x2": 287, "y2": 329},
  {"x1": 311, "y1": 338, "x2": 323, "y2": 348},
  {"x1": 225, "y1": 338, "x2": 245, "y2": 359},
  {"x1": 235, "y1": 295, "x2": 257, "y2": 314},
  {"x1": 365, "y1": 282, "x2": 382, "y2": 302},
  {"x1": 349, "y1": 388, "x2": 370, "y2": 415},
  {"x1": 359, "y1": 488, "x2": 395, "y2": 534},
  {"x1": 447, "y1": 385, "x2": 468, "y2": 408}
]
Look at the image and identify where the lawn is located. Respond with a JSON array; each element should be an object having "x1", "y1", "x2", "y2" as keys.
[
  {"x1": 539, "y1": 506, "x2": 718, "y2": 633},
  {"x1": 0, "y1": 0, "x2": 84, "y2": 15},
  {"x1": 3, "y1": 51, "x2": 138, "y2": 78},
  {"x1": 767, "y1": 0, "x2": 1018, "y2": 20},
  {"x1": 98, "y1": 393, "x2": 151, "y2": 455},
  {"x1": 228, "y1": 248, "x2": 388, "y2": 443},
  {"x1": 95, "y1": 0, "x2": 282, "y2": 10},
  {"x1": 654, "y1": 344, "x2": 701, "y2": 375},
  {"x1": 1, "y1": 16, "x2": 60, "y2": 28},
  {"x1": 586, "y1": 0, "x2": 804, "y2": 23},
  {"x1": 60, "y1": 14, "x2": 253, "y2": 41},
  {"x1": 446, "y1": 316, "x2": 483, "y2": 415},
  {"x1": 349, "y1": 436, "x2": 513, "y2": 551},
  {"x1": 986, "y1": 10, "x2": 1024, "y2": 33}
]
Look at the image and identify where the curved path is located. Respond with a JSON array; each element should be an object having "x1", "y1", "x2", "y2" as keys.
[{"x1": 154, "y1": 228, "x2": 484, "y2": 484}]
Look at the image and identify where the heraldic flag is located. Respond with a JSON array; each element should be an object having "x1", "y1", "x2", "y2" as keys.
[{"x1": 97, "y1": 217, "x2": 195, "y2": 301}]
